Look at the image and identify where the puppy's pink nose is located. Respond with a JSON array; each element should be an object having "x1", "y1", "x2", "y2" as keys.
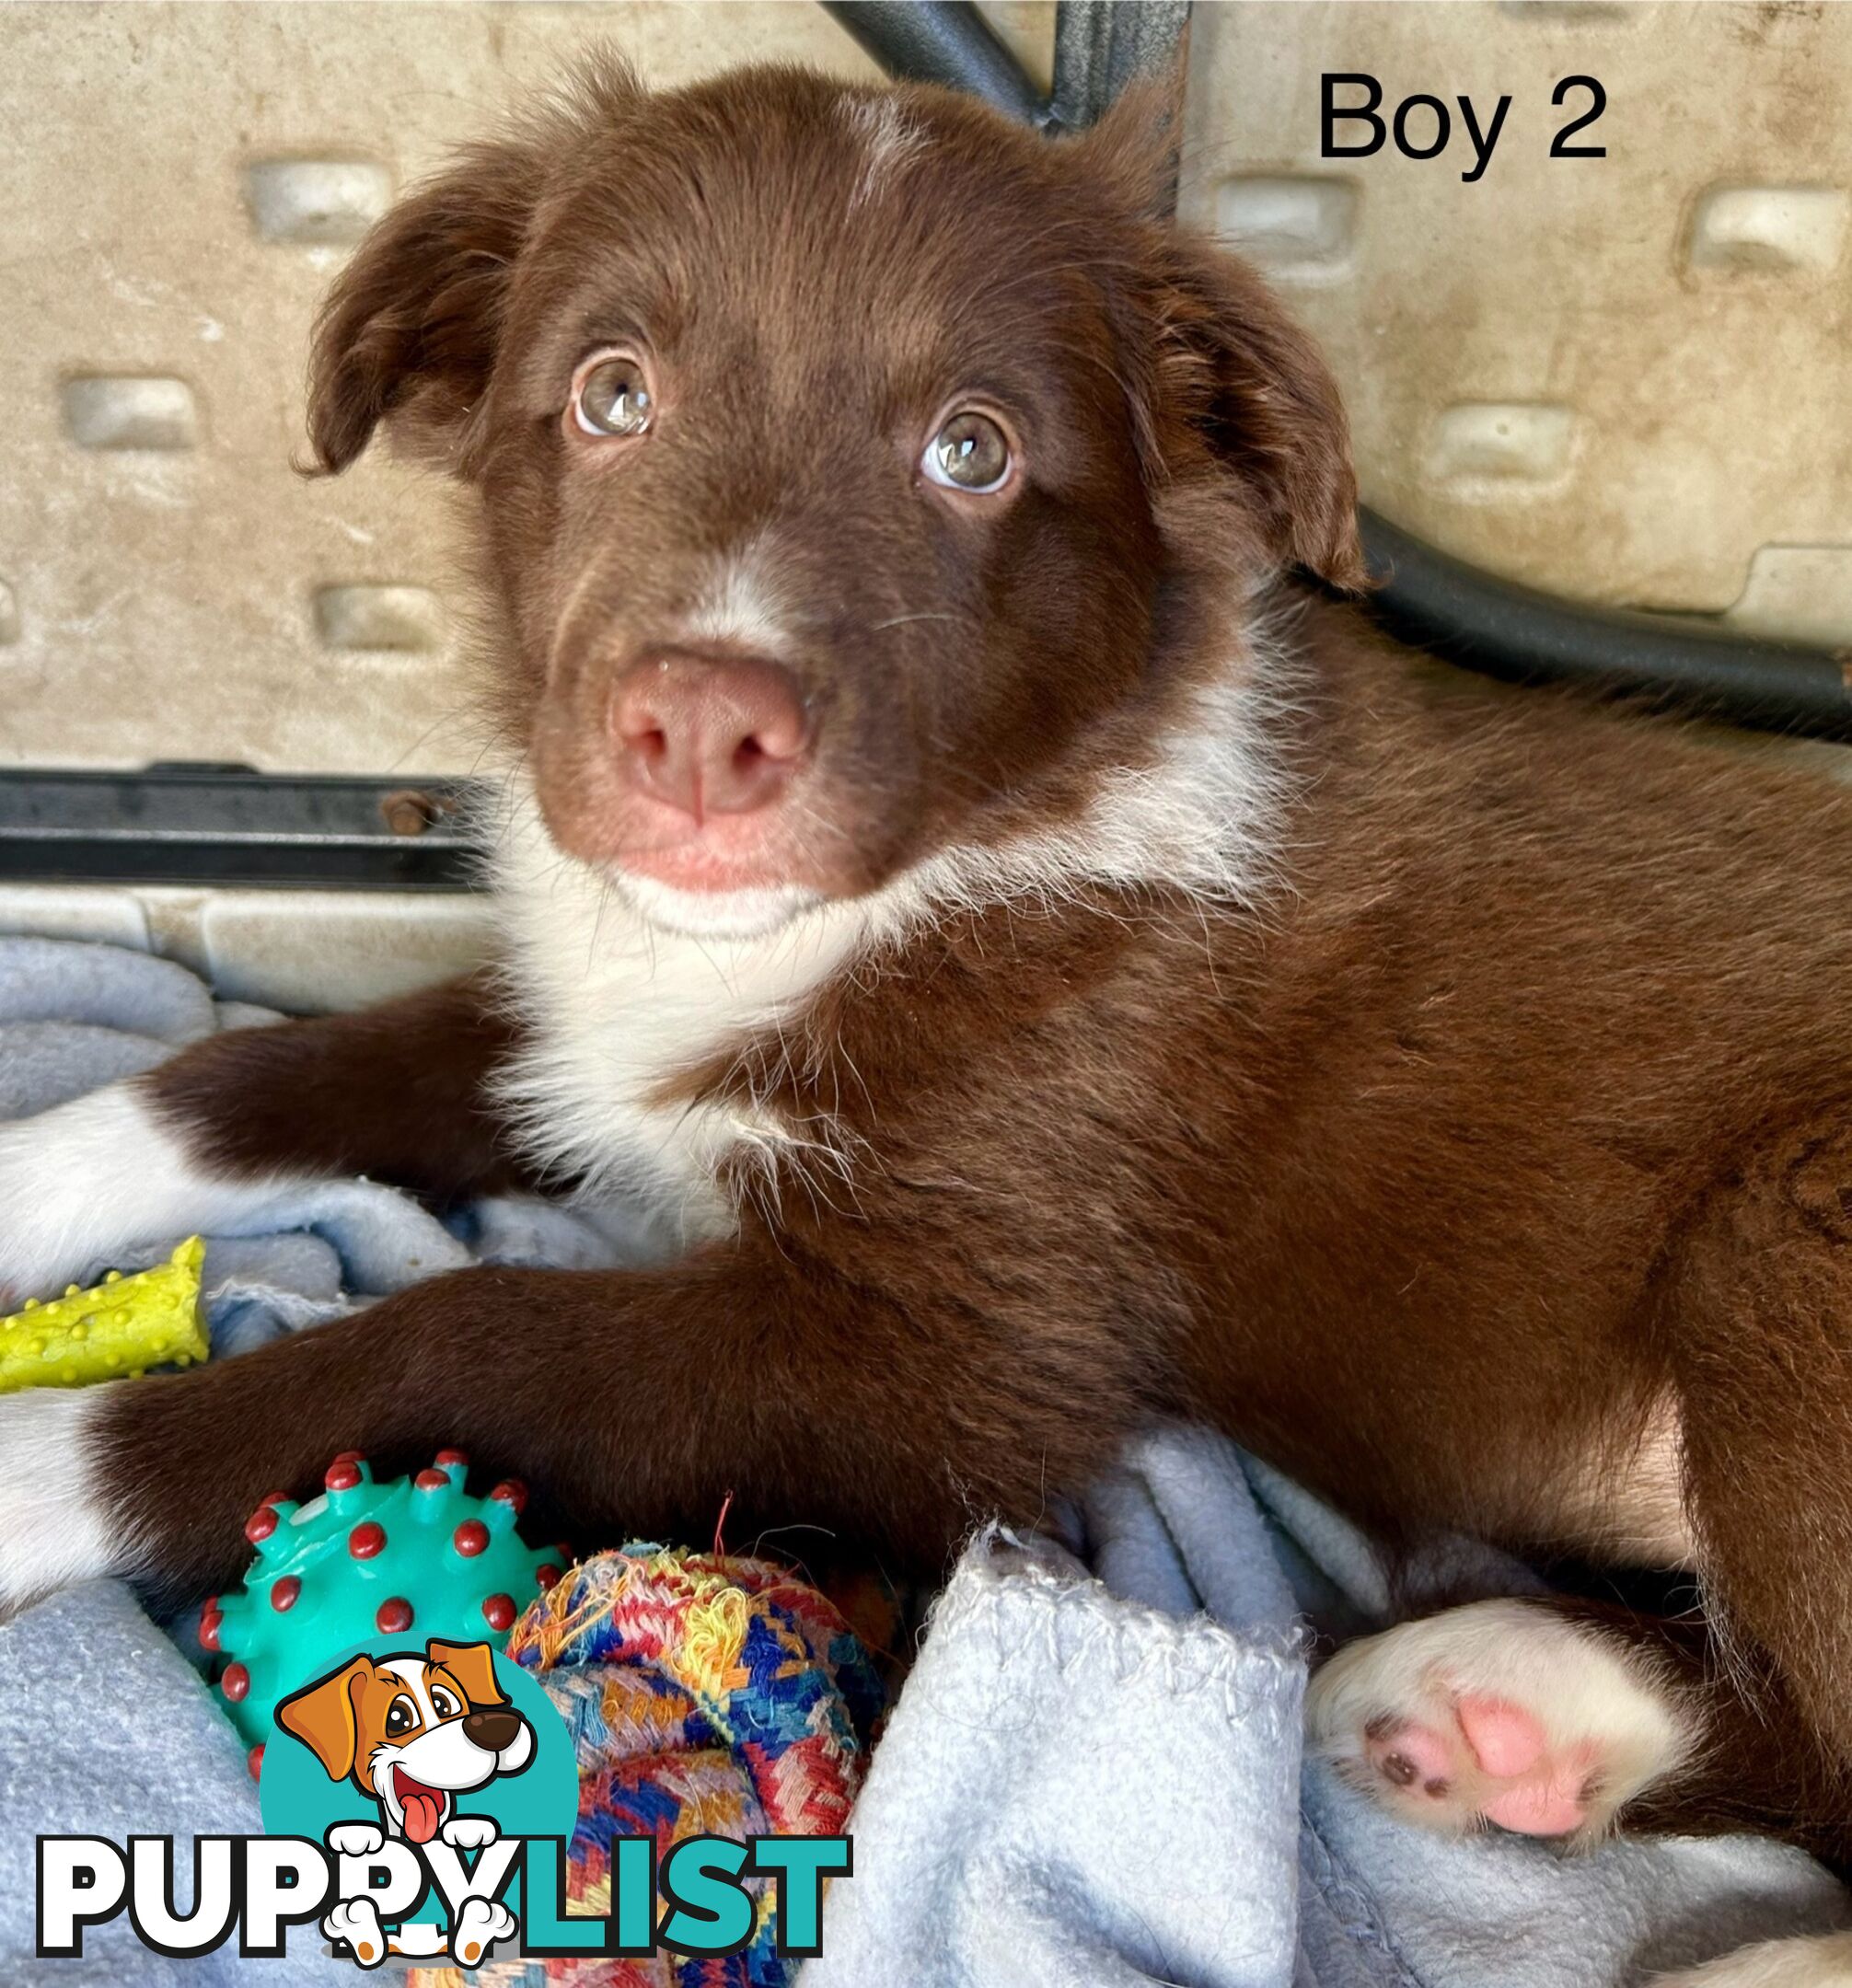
[{"x1": 610, "y1": 653, "x2": 808, "y2": 821}]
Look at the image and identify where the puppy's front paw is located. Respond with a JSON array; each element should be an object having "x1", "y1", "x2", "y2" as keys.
[
  {"x1": 0, "y1": 1087, "x2": 195, "y2": 1301},
  {"x1": 0, "y1": 1082, "x2": 305, "y2": 1302},
  {"x1": 327, "y1": 1822, "x2": 386, "y2": 1859},
  {"x1": 1306, "y1": 1598, "x2": 1693, "y2": 1844},
  {"x1": 439, "y1": 1816, "x2": 497, "y2": 1852},
  {"x1": 322, "y1": 1897, "x2": 388, "y2": 1969},
  {"x1": 0, "y1": 1387, "x2": 123, "y2": 1613},
  {"x1": 449, "y1": 1896, "x2": 515, "y2": 1966}
]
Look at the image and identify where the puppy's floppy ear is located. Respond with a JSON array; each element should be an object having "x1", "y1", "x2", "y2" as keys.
[
  {"x1": 1152, "y1": 242, "x2": 1367, "y2": 591},
  {"x1": 425, "y1": 1639, "x2": 506, "y2": 1710},
  {"x1": 1078, "y1": 77, "x2": 1368, "y2": 593},
  {"x1": 306, "y1": 141, "x2": 544, "y2": 477},
  {"x1": 276, "y1": 1658, "x2": 371, "y2": 1782},
  {"x1": 307, "y1": 50, "x2": 642, "y2": 478}
]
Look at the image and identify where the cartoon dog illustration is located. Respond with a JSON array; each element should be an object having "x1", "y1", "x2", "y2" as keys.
[{"x1": 277, "y1": 1639, "x2": 533, "y2": 1966}]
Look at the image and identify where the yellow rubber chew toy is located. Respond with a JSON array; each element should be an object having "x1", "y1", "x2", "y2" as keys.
[{"x1": 0, "y1": 1236, "x2": 208, "y2": 1392}]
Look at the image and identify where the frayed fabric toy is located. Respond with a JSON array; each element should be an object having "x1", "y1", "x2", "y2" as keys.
[{"x1": 408, "y1": 1543, "x2": 885, "y2": 1988}]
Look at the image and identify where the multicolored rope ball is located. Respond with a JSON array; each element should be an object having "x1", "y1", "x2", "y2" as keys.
[{"x1": 408, "y1": 1543, "x2": 885, "y2": 1988}]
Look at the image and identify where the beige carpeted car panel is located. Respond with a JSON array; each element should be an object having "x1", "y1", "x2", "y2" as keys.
[{"x1": 1182, "y1": 0, "x2": 1852, "y2": 633}]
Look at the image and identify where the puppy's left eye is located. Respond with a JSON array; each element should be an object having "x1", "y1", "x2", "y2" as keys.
[
  {"x1": 922, "y1": 411, "x2": 1013, "y2": 493},
  {"x1": 430, "y1": 1688, "x2": 459, "y2": 1718},
  {"x1": 572, "y1": 354, "x2": 654, "y2": 438}
]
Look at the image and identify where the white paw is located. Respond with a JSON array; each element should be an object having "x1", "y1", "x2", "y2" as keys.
[
  {"x1": 1653, "y1": 1932, "x2": 1852, "y2": 1987},
  {"x1": 439, "y1": 1816, "x2": 497, "y2": 1852},
  {"x1": 1306, "y1": 1598, "x2": 1694, "y2": 1844},
  {"x1": 0, "y1": 1387, "x2": 123, "y2": 1612},
  {"x1": 0, "y1": 1083, "x2": 303, "y2": 1302},
  {"x1": 322, "y1": 1897, "x2": 388, "y2": 1969},
  {"x1": 327, "y1": 1821, "x2": 386, "y2": 1859},
  {"x1": 449, "y1": 1895, "x2": 516, "y2": 1965},
  {"x1": 0, "y1": 1087, "x2": 192, "y2": 1300}
]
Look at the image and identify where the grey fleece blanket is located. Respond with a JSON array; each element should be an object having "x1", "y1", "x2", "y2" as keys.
[{"x1": 0, "y1": 937, "x2": 1845, "y2": 1986}]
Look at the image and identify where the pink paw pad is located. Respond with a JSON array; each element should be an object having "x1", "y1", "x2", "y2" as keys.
[
  {"x1": 1363, "y1": 1716, "x2": 1458, "y2": 1798},
  {"x1": 1455, "y1": 1695, "x2": 1547, "y2": 1778},
  {"x1": 1479, "y1": 1776, "x2": 1592, "y2": 1837},
  {"x1": 1366, "y1": 1693, "x2": 1600, "y2": 1836}
]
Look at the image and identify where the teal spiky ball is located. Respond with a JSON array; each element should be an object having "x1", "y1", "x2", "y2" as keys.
[{"x1": 201, "y1": 1451, "x2": 565, "y2": 1773}]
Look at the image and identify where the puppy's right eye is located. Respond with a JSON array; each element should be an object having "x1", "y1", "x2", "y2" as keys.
[
  {"x1": 572, "y1": 354, "x2": 654, "y2": 439},
  {"x1": 922, "y1": 410, "x2": 1013, "y2": 494},
  {"x1": 384, "y1": 1697, "x2": 417, "y2": 1738}
]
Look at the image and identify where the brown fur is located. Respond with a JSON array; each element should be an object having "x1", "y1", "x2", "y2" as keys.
[
  {"x1": 163, "y1": 973, "x2": 529, "y2": 1199},
  {"x1": 105, "y1": 58, "x2": 1852, "y2": 1865}
]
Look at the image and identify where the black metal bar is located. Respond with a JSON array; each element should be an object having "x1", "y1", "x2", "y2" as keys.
[
  {"x1": 832, "y1": 0, "x2": 1852, "y2": 746},
  {"x1": 0, "y1": 767, "x2": 482, "y2": 890},
  {"x1": 821, "y1": 2, "x2": 1049, "y2": 124},
  {"x1": 1048, "y1": 0, "x2": 1192, "y2": 132},
  {"x1": 1360, "y1": 515, "x2": 1852, "y2": 739}
]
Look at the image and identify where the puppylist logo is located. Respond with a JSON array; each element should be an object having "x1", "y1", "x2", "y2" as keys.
[{"x1": 36, "y1": 1637, "x2": 851, "y2": 1968}]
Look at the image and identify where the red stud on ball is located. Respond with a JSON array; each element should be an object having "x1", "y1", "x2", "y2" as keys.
[
  {"x1": 481, "y1": 1593, "x2": 516, "y2": 1633},
  {"x1": 271, "y1": 1577, "x2": 302, "y2": 1612},
  {"x1": 348, "y1": 1521, "x2": 386, "y2": 1559},
  {"x1": 453, "y1": 1520, "x2": 489, "y2": 1558},
  {"x1": 243, "y1": 1506, "x2": 278, "y2": 1544},
  {"x1": 434, "y1": 1448, "x2": 469, "y2": 1467},
  {"x1": 247, "y1": 1743, "x2": 265, "y2": 1781},
  {"x1": 221, "y1": 1661, "x2": 250, "y2": 1703},
  {"x1": 414, "y1": 1468, "x2": 448, "y2": 1491},
  {"x1": 376, "y1": 1597, "x2": 413, "y2": 1635},
  {"x1": 324, "y1": 1459, "x2": 362, "y2": 1493},
  {"x1": 490, "y1": 1479, "x2": 527, "y2": 1514},
  {"x1": 536, "y1": 1564, "x2": 561, "y2": 1592},
  {"x1": 198, "y1": 1600, "x2": 222, "y2": 1652},
  {"x1": 260, "y1": 1489, "x2": 291, "y2": 1508}
]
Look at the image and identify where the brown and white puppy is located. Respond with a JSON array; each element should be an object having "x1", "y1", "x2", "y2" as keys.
[{"x1": 0, "y1": 56, "x2": 1850, "y2": 1982}]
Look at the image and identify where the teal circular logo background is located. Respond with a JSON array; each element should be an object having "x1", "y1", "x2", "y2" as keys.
[{"x1": 257, "y1": 1642, "x2": 577, "y2": 1932}]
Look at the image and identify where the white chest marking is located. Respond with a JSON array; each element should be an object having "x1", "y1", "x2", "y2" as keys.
[{"x1": 487, "y1": 784, "x2": 882, "y2": 1251}]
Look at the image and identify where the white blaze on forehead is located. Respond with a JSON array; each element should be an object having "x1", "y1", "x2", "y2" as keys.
[
  {"x1": 680, "y1": 536, "x2": 791, "y2": 656},
  {"x1": 845, "y1": 96, "x2": 927, "y2": 208}
]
